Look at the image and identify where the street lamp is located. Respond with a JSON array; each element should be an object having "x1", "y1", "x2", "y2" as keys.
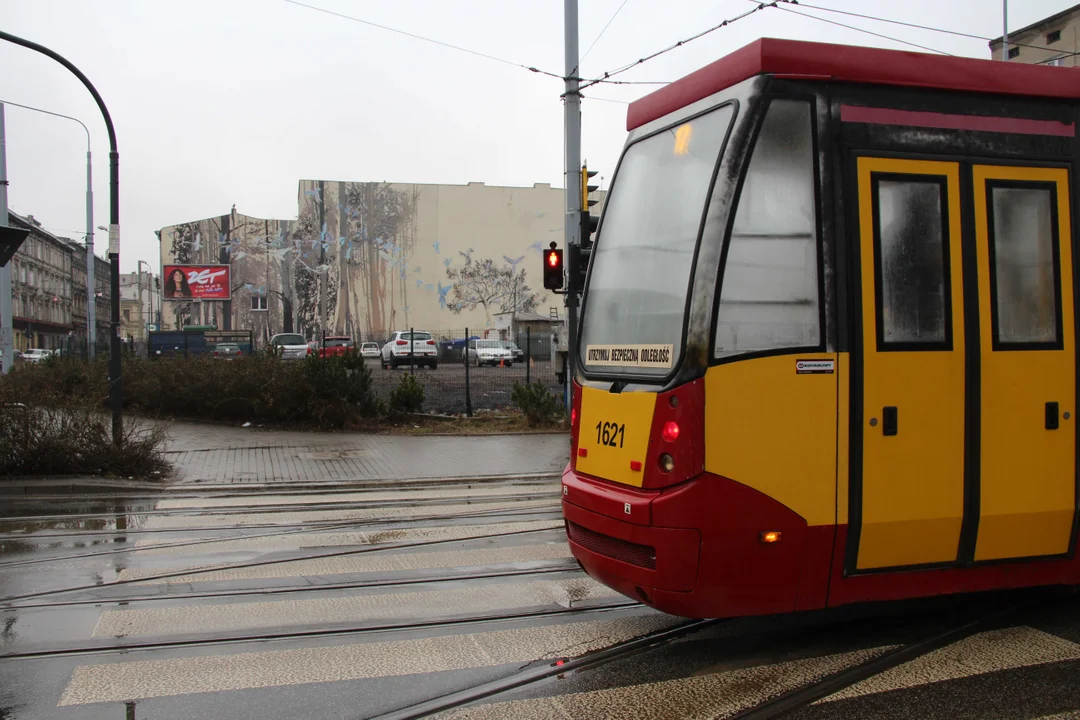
[
  {"x1": 0, "y1": 98, "x2": 97, "y2": 364},
  {"x1": 1, "y1": 29, "x2": 125, "y2": 446}
]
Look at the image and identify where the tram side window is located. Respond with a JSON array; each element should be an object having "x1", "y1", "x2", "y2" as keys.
[
  {"x1": 875, "y1": 178, "x2": 949, "y2": 346},
  {"x1": 714, "y1": 99, "x2": 819, "y2": 358},
  {"x1": 988, "y1": 184, "x2": 1060, "y2": 346}
]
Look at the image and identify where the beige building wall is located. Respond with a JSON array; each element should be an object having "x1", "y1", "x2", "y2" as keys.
[
  {"x1": 160, "y1": 181, "x2": 598, "y2": 345},
  {"x1": 990, "y1": 4, "x2": 1080, "y2": 65}
]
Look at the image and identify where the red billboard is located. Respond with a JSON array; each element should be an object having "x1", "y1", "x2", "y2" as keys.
[{"x1": 162, "y1": 265, "x2": 232, "y2": 300}]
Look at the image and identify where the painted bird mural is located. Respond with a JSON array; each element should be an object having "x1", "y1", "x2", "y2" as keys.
[{"x1": 436, "y1": 281, "x2": 451, "y2": 308}]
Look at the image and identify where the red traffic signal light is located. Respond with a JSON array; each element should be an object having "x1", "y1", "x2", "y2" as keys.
[{"x1": 543, "y1": 242, "x2": 564, "y2": 290}]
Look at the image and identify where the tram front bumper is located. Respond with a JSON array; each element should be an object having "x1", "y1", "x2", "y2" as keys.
[
  {"x1": 562, "y1": 463, "x2": 810, "y2": 619},
  {"x1": 561, "y1": 466, "x2": 701, "y2": 613}
]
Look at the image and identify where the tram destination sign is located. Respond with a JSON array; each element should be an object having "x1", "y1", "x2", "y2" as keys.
[{"x1": 585, "y1": 344, "x2": 674, "y2": 369}]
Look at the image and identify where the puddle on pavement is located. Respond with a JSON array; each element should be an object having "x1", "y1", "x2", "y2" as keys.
[{"x1": 0, "y1": 505, "x2": 151, "y2": 553}]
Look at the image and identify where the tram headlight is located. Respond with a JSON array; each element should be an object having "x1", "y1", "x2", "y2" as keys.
[{"x1": 658, "y1": 453, "x2": 675, "y2": 473}]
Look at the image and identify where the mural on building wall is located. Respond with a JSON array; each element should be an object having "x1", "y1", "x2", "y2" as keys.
[{"x1": 160, "y1": 181, "x2": 560, "y2": 342}]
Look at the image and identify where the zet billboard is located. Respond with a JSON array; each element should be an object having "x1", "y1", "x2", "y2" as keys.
[{"x1": 162, "y1": 265, "x2": 231, "y2": 300}]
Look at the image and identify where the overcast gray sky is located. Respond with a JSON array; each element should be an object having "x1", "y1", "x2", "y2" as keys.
[{"x1": 0, "y1": 0, "x2": 1074, "y2": 272}]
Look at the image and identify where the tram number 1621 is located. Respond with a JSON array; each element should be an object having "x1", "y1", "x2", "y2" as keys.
[{"x1": 596, "y1": 421, "x2": 626, "y2": 448}]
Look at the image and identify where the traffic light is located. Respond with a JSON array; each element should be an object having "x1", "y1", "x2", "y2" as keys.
[
  {"x1": 581, "y1": 165, "x2": 599, "y2": 211},
  {"x1": 569, "y1": 164, "x2": 600, "y2": 295},
  {"x1": 543, "y1": 241, "x2": 564, "y2": 290}
]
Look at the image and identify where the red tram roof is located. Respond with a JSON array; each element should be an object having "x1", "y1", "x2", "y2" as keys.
[{"x1": 627, "y1": 38, "x2": 1080, "y2": 131}]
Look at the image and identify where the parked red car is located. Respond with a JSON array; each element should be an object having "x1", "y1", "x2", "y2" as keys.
[{"x1": 318, "y1": 336, "x2": 355, "y2": 359}]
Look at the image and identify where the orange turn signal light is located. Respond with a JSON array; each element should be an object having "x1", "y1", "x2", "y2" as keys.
[{"x1": 760, "y1": 531, "x2": 782, "y2": 544}]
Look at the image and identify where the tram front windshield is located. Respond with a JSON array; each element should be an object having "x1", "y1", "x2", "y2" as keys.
[{"x1": 579, "y1": 104, "x2": 734, "y2": 377}]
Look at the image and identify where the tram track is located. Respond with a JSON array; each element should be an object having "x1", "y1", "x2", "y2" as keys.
[
  {"x1": 0, "y1": 523, "x2": 570, "y2": 605},
  {"x1": 367, "y1": 617, "x2": 723, "y2": 720},
  {"x1": 0, "y1": 501, "x2": 562, "y2": 544},
  {"x1": 725, "y1": 592, "x2": 1057, "y2": 719},
  {"x1": 6, "y1": 563, "x2": 585, "y2": 610},
  {"x1": 0, "y1": 488, "x2": 560, "y2": 525},
  {"x1": 0, "y1": 510, "x2": 564, "y2": 570},
  {"x1": 0, "y1": 599, "x2": 643, "y2": 661}
]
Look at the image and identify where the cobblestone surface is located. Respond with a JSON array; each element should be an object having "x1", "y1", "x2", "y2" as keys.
[{"x1": 164, "y1": 421, "x2": 568, "y2": 485}]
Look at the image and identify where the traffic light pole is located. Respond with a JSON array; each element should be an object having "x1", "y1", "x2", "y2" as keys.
[{"x1": 563, "y1": 0, "x2": 582, "y2": 410}]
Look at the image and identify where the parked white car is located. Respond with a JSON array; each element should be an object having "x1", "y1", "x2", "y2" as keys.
[
  {"x1": 381, "y1": 330, "x2": 438, "y2": 369},
  {"x1": 20, "y1": 348, "x2": 53, "y2": 363},
  {"x1": 360, "y1": 342, "x2": 381, "y2": 359},
  {"x1": 269, "y1": 333, "x2": 309, "y2": 361},
  {"x1": 468, "y1": 339, "x2": 513, "y2": 367}
]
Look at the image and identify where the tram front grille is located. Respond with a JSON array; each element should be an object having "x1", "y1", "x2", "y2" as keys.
[{"x1": 567, "y1": 521, "x2": 657, "y2": 570}]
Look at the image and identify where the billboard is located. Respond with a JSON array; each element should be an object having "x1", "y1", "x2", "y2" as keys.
[{"x1": 162, "y1": 265, "x2": 231, "y2": 301}]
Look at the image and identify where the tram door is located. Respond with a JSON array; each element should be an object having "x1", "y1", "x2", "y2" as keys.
[
  {"x1": 853, "y1": 158, "x2": 967, "y2": 571},
  {"x1": 972, "y1": 166, "x2": 1075, "y2": 562},
  {"x1": 851, "y1": 159, "x2": 1076, "y2": 572}
]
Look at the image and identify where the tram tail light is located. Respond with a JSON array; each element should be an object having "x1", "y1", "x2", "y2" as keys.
[
  {"x1": 658, "y1": 453, "x2": 675, "y2": 473},
  {"x1": 661, "y1": 421, "x2": 680, "y2": 443},
  {"x1": 760, "y1": 531, "x2": 782, "y2": 544}
]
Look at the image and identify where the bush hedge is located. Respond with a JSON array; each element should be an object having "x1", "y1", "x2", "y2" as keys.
[
  {"x1": 0, "y1": 351, "x2": 384, "y2": 430},
  {"x1": 510, "y1": 381, "x2": 566, "y2": 428},
  {"x1": 0, "y1": 383, "x2": 169, "y2": 478}
]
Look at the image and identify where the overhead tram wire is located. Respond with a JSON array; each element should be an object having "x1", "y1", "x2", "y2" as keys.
[
  {"x1": 774, "y1": 0, "x2": 1080, "y2": 58},
  {"x1": 282, "y1": 0, "x2": 564, "y2": 81},
  {"x1": 576, "y1": 0, "x2": 632, "y2": 77},
  {"x1": 766, "y1": 3, "x2": 953, "y2": 55},
  {"x1": 578, "y1": 0, "x2": 781, "y2": 90}
]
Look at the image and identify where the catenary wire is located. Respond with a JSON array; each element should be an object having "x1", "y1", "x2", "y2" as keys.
[
  {"x1": 776, "y1": 0, "x2": 1077, "y2": 57},
  {"x1": 578, "y1": 0, "x2": 631, "y2": 74},
  {"x1": 772, "y1": 4, "x2": 952, "y2": 55},
  {"x1": 283, "y1": 0, "x2": 564, "y2": 81},
  {"x1": 578, "y1": 0, "x2": 779, "y2": 90}
]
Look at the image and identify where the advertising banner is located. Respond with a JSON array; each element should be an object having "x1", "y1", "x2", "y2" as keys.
[{"x1": 162, "y1": 265, "x2": 231, "y2": 300}]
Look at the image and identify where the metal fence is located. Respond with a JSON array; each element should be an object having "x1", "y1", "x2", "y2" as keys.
[{"x1": 368, "y1": 327, "x2": 563, "y2": 415}]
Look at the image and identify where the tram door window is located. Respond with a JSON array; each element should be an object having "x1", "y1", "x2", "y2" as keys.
[
  {"x1": 854, "y1": 159, "x2": 966, "y2": 571},
  {"x1": 714, "y1": 99, "x2": 820, "y2": 358},
  {"x1": 973, "y1": 167, "x2": 1075, "y2": 562}
]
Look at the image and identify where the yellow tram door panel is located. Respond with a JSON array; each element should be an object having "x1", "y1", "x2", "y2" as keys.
[
  {"x1": 972, "y1": 166, "x2": 1076, "y2": 562},
  {"x1": 854, "y1": 158, "x2": 966, "y2": 570}
]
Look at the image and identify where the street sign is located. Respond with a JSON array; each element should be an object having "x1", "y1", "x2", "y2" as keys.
[{"x1": 147, "y1": 324, "x2": 159, "y2": 332}]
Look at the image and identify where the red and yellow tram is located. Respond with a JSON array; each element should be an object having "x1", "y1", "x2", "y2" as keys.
[{"x1": 562, "y1": 38, "x2": 1080, "y2": 619}]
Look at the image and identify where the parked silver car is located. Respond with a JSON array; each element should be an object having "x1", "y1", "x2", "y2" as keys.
[
  {"x1": 269, "y1": 333, "x2": 309, "y2": 360},
  {"x1": 212, "y1": 342, "x2": 243, "y2": 360},
  {"x1": 467, "y1": 339, "x2": 513, "y2": 367},
  {"x1": 20, "y1": 348, "x2": 53, "y2": 364}
]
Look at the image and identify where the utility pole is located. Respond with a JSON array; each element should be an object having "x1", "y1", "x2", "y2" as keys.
[
  {"x1": 0, "y1": 104, "x2": 12, "y2": 374},
  {"x1": 1003, "y1": 0, "x2": 1009, "y2": 61},
  {"x1": 564, "y1": 0, "x2": 582, "y2": 409}
]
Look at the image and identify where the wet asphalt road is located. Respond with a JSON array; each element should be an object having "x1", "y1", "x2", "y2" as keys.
[{"x1": 1, "y1": 478, "x2": 1080, "y2": 720}]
